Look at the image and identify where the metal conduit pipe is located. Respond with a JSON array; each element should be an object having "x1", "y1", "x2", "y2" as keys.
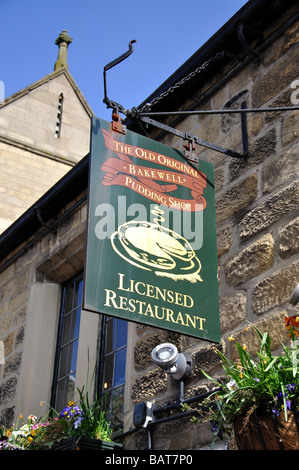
[{"x1": 114, "y1": 387, "x2": 222, "y2": 445}]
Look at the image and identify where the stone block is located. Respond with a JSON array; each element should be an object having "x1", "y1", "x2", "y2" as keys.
[
  {"x1": 214, "y1": 165, "x2": 225, "y2": 192},
  {"x1": 0, "y1": 375, "x2": 17, "y2": 405},
  {"x1": 220, "y1": 90, "x2": 249, "y2": 134},
  {"x1": 3, "y1": 352, "x2": 22, "y2": 378},
  {"x1": 15, "y1": 326, "x2": 25, "y2": 348},
  {"x1": 134, "y1": 332, "x2": 168, "y2": 369},
  {"x1": 229, "y1": 128, "x2": 276, "y2": 181},
  {"x1": 264, "y1": 21, "x2": 299, "y2": 65},
  {"x1": 195, "y1": 114, "x2": 220, "y2": 145},
  {"x1": 229, "y1": 311, "x2": 289, "y2": 361},
  {"x1": 225, "y1": 234, "x2": 274, "y2": 286},
  {"x1": 264, "y1": 89, "x2": 292, "y2": 124},
  {"x1": 282, "y1": 111, "x2": 299, "y2": 147},
  {"x1": 131, "y1": 368, "x2": 167, "y2": 402},
  {"x1": 252, "y1": 260, "x2": 299, "y2": 314},
  {"x1": 279, "y1": 216, "x2": 299, "y2": 258},
  {"x1": 216, "y1": 173, "x2": 258, "y2": 223},
  {"x1": 252, "y1": 47, "x2": 299, "y2": 108},
  {"x1": 8, "y1": 289, "x2": 30, "y2": 314},
  {"x1": 133, "y1": 329, "x2": 183, "y2": 369},
  {"x1": 220, "y1": 291, "x2": 247, "y2": 332},
  {"x1": 240, "y1": 181, "x2": 299, "y2": 240},
  {"x1": 2, "y1": 332, "x2": 14, "y2": 357},
  {"x1": 0, "y1": 278, "x2": 16, "y2": 305},
  {"x1": 262, "y1": 144, "x2": 299, "y2": 194},
  {"x1": 0, "y1": 406, "x2": 15, "y2": 428},
  {"x1": 0, "y1": 316, "x2": 12, "y2": 337},
  {"x1": 191, "y1": 343, "x2": 223, "y2": 378},
  {"x1": 217, "y1": 223, "x2": 233, "y2": 257}
]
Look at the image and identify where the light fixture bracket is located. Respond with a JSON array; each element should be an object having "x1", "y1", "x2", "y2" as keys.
[{"x1": 151, "y1": 343, "x2": 192, "y2": 381}]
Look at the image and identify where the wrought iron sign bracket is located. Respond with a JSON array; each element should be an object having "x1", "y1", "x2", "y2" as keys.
[
  {"x1": 102, "y1": 41, "x2": 299, "y2": 158},
  {"x1": 103, "y1": 40, "x2": 137, "y2": 135},
  {"x1": 110, "y1": 105, "x2": 127, "y2": 135},
  {"x1": 102, "y1": 40, "x2": 249, "y2": 157},
  {"x1": 140, "y1": 115, "x2": 247, "y2": 160}
]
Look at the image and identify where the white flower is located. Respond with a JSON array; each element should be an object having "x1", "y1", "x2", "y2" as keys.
[
  {"x1": 226, "y1": 379, "x2": 237, "y2": 391},
  {"x1": 11, "y1": 424, "x2": 30, "y2": 439}
]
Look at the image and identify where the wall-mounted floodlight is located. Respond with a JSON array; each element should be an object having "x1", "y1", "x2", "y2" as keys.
[
  {"x1": 290, "y1": 283, "x2": 299, "y2": 306},
  {"x1": 151, "y1": 343, "x2": 192, "y2": 381}
]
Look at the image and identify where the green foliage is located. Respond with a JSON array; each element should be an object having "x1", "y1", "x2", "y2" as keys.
[
  {"x1": 0, "y1": 388, "x2": 113, "y2": 450},
  {"x1": 75, "y1": 385, "x2": 113, "y2": 442}
]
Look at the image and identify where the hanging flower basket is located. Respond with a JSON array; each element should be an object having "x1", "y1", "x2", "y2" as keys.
[
  {"x1": 189, "y1": 316, "x2": 299, "y2": 450},
  {"x1": 234, "y1": 407, "x2": 299, "y2": 450}
]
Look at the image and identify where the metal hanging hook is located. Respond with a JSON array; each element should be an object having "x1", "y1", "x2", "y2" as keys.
[{"x1": 103, "y1": 39, "x2": 136, "y2": 109}]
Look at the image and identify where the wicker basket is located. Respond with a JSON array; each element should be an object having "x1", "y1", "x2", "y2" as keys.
[{"x1": 234, "y1": 408, "x2": 299, "y2": 450}]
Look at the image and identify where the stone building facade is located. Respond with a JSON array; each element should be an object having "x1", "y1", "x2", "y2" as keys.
[
  {"x1": 0, "y1": 30, "x2": 92, "y2": 233},
  {"x1": 0, "y1": 0, "x2": 298, "y2": 451}
]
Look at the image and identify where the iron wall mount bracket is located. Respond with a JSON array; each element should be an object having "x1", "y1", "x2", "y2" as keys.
[
  {"x1": 140, "y1": 115, "x2": 247, "y2": 160},
  {"x1": 103, "y1": 40, "x2": 136, "y2": 134},
  {"x1": 102, "y1": 41, "x2": 299, "y2": 157}
]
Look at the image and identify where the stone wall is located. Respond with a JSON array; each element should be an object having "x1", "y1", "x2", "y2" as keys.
[
  {"x1": 123, "y1": 16, "x2": 299, "y2": 450},
  {"x1": 0, "y1": 192, "x2": 87, "y2": 426}
]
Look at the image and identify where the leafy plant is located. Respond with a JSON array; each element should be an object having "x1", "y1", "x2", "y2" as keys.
[
  {"x1": 0, "y1": 388, "x2": 113, "y2": 450},
  {"x1": 0, "y1": 350, "x2": 115, "y2": 450}
]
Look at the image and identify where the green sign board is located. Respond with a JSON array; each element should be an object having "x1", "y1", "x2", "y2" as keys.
[{"x1": 83, "y1": 116, "x2": 220, "y2": 342}]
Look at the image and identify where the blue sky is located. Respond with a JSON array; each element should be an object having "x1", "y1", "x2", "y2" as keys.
[{"x1": 1, "y1": 0, "x2": 248, "y2": 121}]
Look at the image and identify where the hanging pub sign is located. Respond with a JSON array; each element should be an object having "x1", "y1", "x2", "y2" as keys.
[{"x1": 83, "y1": 116, "x2": 220, "y2": 342}]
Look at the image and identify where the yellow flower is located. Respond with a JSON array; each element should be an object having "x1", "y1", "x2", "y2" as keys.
[
  {"x1": 28, "y1": 436, "x2": 34, "y2": 444},
  {"x1": 228, "y1": 336, "x2": 234, "y2": 341},
  {"x1": 31, "y1": 429, "x2": 36, "y2": 437},
  {"x1": 242, "y1": 344, "x2": 247, "y2": 350},
  {"x1": 68, "y1": 400, "x2": 74, "y2": 406},
  {"x1": 19, "y1": 413, "x2": 23, "y2": 419}
]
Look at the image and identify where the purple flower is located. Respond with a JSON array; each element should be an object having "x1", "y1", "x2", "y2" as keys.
[
  {"x1": 286, "y1": 383, "x2": 296, "y2": 393},
  {"x1": 74, "y1": 416, "x2": 83, "y2": 429},
  {"x1": 59, "y1": 404, "x2": 82, "y2": 420},
  {"x1": 210, "y1": 421, "x2": 223, "y2": 439}
]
